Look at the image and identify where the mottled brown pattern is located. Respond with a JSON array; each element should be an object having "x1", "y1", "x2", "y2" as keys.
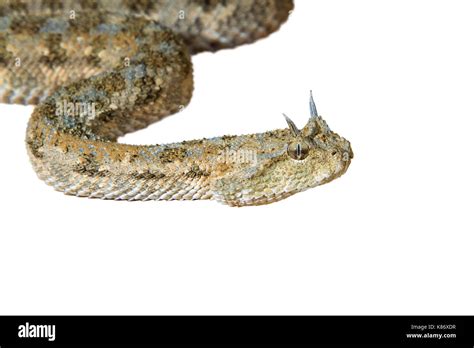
[{"x1": 1, "y1": 0, "x2": 354, "y2": 206}]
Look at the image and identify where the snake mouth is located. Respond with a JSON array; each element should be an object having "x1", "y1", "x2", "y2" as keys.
[{"x1": 348, "y1": 146, "x2": 354, "y2": 159}]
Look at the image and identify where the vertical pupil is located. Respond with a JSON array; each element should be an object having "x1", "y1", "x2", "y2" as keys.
[{"x1": 296, "y1": 143, "x2": 302, "y2": 158}]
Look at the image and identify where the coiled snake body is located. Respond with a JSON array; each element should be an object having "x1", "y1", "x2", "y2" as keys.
[{"x1": 0, "y1": 0, "x2": 352, "y2": 206}]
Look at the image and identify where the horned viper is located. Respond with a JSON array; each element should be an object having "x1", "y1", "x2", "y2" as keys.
[{"x1": 0, "y1": 0, "x2": 353, "y2": 206}]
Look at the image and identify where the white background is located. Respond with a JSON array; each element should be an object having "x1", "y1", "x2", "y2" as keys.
[{"x1": 1, "y1": 0, "x2": 473, "y2": 314}]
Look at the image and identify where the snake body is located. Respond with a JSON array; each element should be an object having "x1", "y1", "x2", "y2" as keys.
[{"x1": 0, "y1": 0, "x2": 353, "y2": 206}]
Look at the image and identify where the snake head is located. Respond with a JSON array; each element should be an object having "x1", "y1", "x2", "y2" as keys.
[
  {"x1": 282, "y1": 91, "x2": 353, "y2": 191},
  {"x1": 287, "y1": 91, "x2": 353, "y2": 170},
  {"x1": 212, "y1": 92, "x2": 353, "y2": 206}
]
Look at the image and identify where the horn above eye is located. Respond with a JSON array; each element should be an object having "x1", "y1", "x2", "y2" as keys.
[
  {"x1": 283, "y1": 113, "x2": 301, "y2": 137},
  {"x1": 309, "y1": 90, "x2": 318, "y2": 117}
]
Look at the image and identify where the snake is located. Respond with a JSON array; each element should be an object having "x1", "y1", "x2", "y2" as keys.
[{"x1": 0, "y1": 0, "x2": 353, "y2": 207}]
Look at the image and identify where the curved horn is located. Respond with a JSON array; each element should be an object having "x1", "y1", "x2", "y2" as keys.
[
  {"x1": 283, "y1": 113, "x2": 301, "y2": 137},
  {"x1": 309, "y1": 90, "x2": 318, "y2": 118}
]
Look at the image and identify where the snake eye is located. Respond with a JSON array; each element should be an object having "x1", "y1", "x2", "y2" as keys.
[{"x1": 287, "y1": 141, "x2": 310, "y2": 160}]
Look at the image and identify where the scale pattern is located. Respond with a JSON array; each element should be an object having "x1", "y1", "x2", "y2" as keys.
[{"x1": 0, "y1": 0, "x2": 353, "y2": 206}]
